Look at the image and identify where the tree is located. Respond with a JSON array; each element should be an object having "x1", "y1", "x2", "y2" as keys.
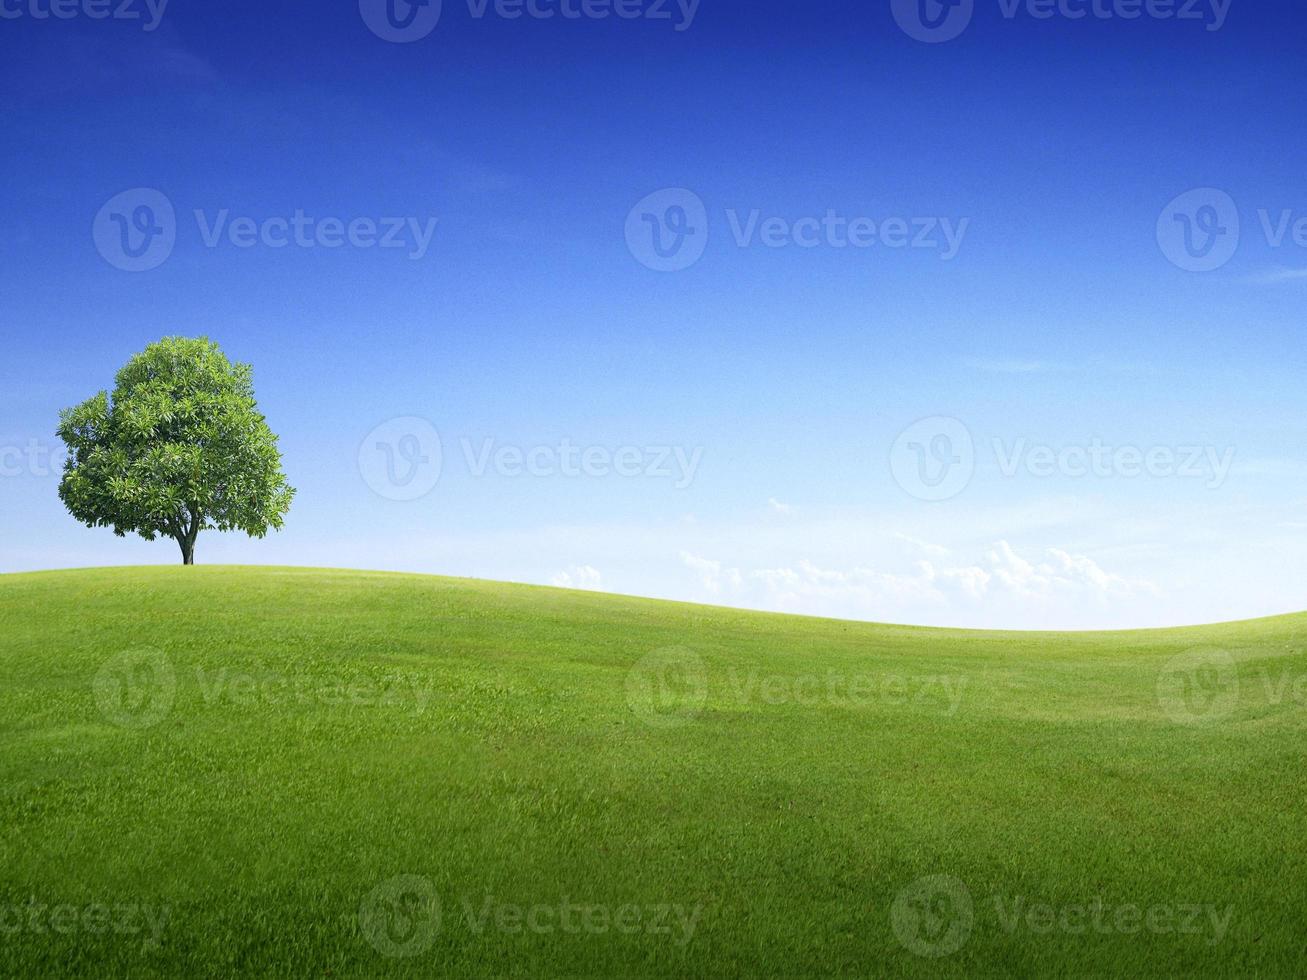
[{"x1": 57, "y1": 336, "x2": 295, "y2": 565}]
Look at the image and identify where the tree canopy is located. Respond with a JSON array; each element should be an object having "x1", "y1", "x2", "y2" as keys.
[{"x1": 57, "y1": 336, "x2": 295, "y2": 564}]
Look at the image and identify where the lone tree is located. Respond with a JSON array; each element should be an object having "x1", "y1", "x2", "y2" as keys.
[{"x1": 58, "y1": 336, "x2": 295, "y2": 565}]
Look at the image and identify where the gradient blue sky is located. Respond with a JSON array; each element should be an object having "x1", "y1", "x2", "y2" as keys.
[{"x1": 2, "y1": 0, "x2": 1305, "y2": 627}]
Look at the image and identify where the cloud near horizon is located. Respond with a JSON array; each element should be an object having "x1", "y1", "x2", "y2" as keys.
[
  {"x1": 550, "y1": 564, "x2": 604, "y2": 591},
  {"x1": 677, "y1": 540, "x2": 1157, "y2": 623}
]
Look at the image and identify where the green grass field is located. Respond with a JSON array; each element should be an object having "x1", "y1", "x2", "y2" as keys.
[{"x1": 0, "y1": 566, "x2": 1303, "y2": 976}]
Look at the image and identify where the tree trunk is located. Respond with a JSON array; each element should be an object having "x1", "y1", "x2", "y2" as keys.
[{"x1": 176, "y1": 506, "x2": 200, "y2": 565}]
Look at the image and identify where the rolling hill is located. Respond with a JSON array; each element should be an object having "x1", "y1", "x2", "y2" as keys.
[{"x1": 0, "y1": 566, "x2": 1303, "y2": 976}]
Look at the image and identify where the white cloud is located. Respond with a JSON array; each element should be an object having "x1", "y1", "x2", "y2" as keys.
[
  {"x1": 767, "y1": 497, "x2": 795, "y2": 516},
  {"x1": 549, "y1": 565, "x2": 603, "y2": 591},
  {"x1": 680, "y1": 552, "x2": 743, "y2": 596},
  {"x1": 33, "y1": 494, "x2": 1302, "y2": 631},
  {"x1": 683, "y1": 541, "x2": 1155, "y2": 625},
  {"x1": 892, "y1": 532, "x2": 951, "y2": 559},
  {"x1": 986, "y1": 540, "x2": 1154, "y2": 600}
]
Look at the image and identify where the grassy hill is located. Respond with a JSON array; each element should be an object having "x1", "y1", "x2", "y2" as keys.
[{"x1": 0, "y1": 566, "x2": 1303, "y2": 976}]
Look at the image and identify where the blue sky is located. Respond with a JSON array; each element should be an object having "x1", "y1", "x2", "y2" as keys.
[{"x1": 2, "y1": 0, "x2": 1305, "y2": 628}]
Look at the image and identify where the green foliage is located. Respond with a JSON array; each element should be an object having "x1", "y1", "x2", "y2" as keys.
[{"x1": 57, "y1": 337, "x2": 294, "y2": 563}]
